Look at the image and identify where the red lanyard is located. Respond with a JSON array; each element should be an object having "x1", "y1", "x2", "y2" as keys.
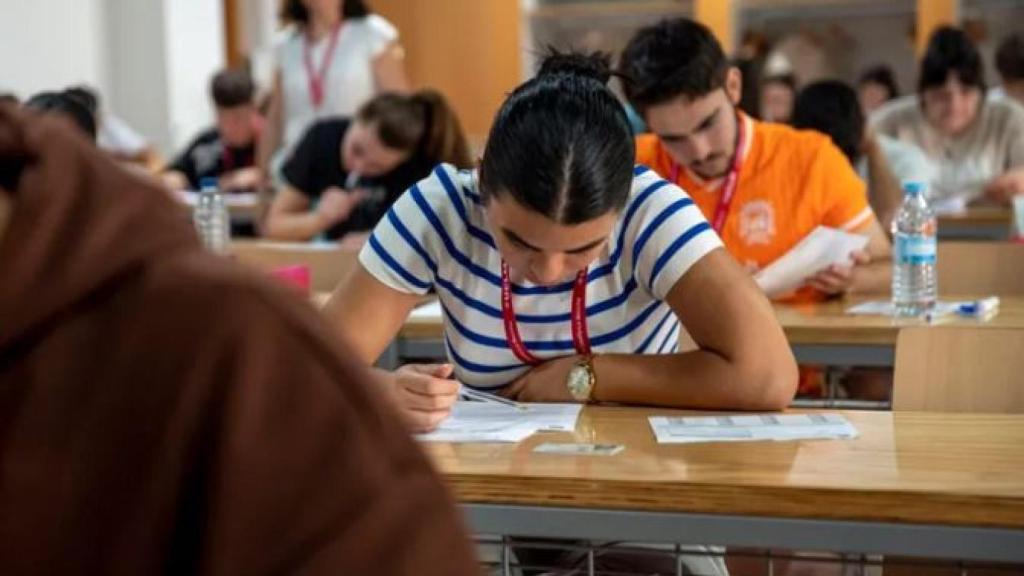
[
  {"x1": 303, "y1": 24, "x2": 342, "y2": 109},
  {"x1": 222, "y1": 147, "x2": 234, "y2": 173},
  {"x1": 500, "y1": 261, "x2": 590, "y2": 366},
  {"x1": 669, "y1": 112, "x2": 747, "y2": 233}
]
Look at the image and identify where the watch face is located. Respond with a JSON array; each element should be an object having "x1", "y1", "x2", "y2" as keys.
[{"x1": 567, "y1": 365, "x2": 592, "y2": 400}]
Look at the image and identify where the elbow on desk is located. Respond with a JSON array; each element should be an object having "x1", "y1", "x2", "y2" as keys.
[{"x1": 739, "y1": 348, "x2": 799, "y2": 412}]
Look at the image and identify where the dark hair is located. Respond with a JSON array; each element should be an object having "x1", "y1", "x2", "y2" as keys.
[
  {"x1": 919, "y1": 26, "x2": 986, "y2": 93},
  {"x1": 858, "y1": 65, "x2": 900, "y2": 100},
  {"x1": 211, "y1": 69, "x2": 255, "y2": 108},
  {"x1": 996, "y1": 33, "x2": 1024, "y2": 83},
  {"x1": 25, "y1": 91, "x2": 97, "y2": 141},
  {"x1": 64, "y1": 86, "x2": 99, "y2": 115},
  {"x1": 762, "y1": 73, "x2": 797, "y2": 93},
  {"x1": 357, "y1": 90, "x2": 471, "y2": 168},
  {"x1": 479, "y1": 51, "x2": 634, "y2": 224},
  {"x1": 0, "y1": 93, "x2": 19, "y2": 106},
  {"x1": 620, "y1": 18, "x2": 729, "y2": 115},
  {"x1": 792, "y1": 80, "x2": 864, "y2": 164},
  {"x1": 281, "y1": 0, "x2": 370, "y2": 24}
]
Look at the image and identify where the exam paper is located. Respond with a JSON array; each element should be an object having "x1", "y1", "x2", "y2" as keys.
[
  {"x1": 754, "y1": 226, "x2": 869, "y2": 298},
  {"x1": 846, "y1": 300, "x2": 962, "y2": 317},
  {"x1": 180, "y1": 191, "x2": 259, "y2": 209},
  {"x1": 648, "y1": 413, "x2": 859, "y2": 444},
  {"x1": 417, "y1": 401, "x2": 583, "y2": 443}
]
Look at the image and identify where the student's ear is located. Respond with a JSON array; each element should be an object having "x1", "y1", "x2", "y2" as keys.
[{"x1": 725, "y1": 66, "x2": 743, "y2": 106}]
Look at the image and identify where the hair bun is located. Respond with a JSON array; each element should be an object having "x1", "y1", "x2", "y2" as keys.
[{"x1": 537, "y1": 50, "x2": 613, "y2": 85}]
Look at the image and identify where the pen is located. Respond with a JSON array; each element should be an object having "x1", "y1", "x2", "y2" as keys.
[
  {"x1": 957, "y1": 297, "x2": 1000, "y2": 317},
  {"x1": 460, "y1": 387, "x2": 527, "y2": 410}
]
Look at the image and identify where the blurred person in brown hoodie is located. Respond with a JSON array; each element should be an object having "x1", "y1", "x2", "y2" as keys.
[{"x1": 0, "y1": 104, "x2": 479, "y2": 576}]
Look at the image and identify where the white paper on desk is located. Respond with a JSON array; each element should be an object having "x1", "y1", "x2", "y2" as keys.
[
  {"x1": 845, "y1": 300, "x2": 962, "y2": 317},
  {"x1": 409, "y1": 300, "x2": 442, "y2": 320},
  {"x1": 753, "y1": 226, "x2": 869, "y2": 298},
  {"x1": 648, "y1": 413, "x2": 858, "y2": 444},
  {"x1": 417, "y1": 401, "x2": 582, "y2": 443},
  {"x1": 180, "y1": 191, "x2": 259, "y2": 208}
]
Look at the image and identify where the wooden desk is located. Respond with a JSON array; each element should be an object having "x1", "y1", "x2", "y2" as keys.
[
  {"x1": 430, "y1": 407, "x2": 1024, "y2": 562},
  {"x1": 387, "y1": 296, "x2": 1024, "y2": 368},
  {"x1": 937, "y1": 207, "x2": 1013, "y2": 240}
]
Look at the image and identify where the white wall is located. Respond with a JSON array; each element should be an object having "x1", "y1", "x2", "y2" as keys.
[
  {"x1": 1, "y1": 0, "x2": 225, "y2": 156},
  {"x1": 0, "y1": 0, "x2": 109, "y2": 99},
  {"x1": 163, "y1": 0, "x2": 226, "y2": 151}
]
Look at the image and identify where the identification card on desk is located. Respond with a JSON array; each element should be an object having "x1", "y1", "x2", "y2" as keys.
[{"x1": 534, "y1": 442, "x2": 624, "y2": 456}]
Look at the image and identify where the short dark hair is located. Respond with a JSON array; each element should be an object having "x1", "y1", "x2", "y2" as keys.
[
  {"x1": 211, "y1": 69, "x2": 255, "y2": 108},
  {"x1": 281, "y1": 0, "x2": 370, "y2": 24},
  {"x1": 479, "y1": 51, "x2": 635, "y2": 224},
  {"x1": 357, "y1": 90, "x2": 471, "y2": 168},
  {"x1": 996, "y1": 33, "x2": 1024, "y2": 83},
  {"x1": 25, "y1": 90, "x2": 97, "y2": 141},
  {"x1": 791, "y1": 80, "x2": 864, "y2": 164},
  {"x1": 64, "y1": 86, "x2": 100, "y2": 115},
  {"x1": 620, "y1": 18, "x2": 729, "y2": 114},
  {"x1": 858, "y1": 65, "x2": 900, "y2": 100},
  {"x1": 0, "y1": 93, "x2": 19, "y2": 106},
  {"x1": 919, "y1": 26, "x2": 986, "y2": 93}
]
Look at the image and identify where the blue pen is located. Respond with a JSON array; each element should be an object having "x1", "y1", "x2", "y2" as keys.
[{"x1": 957, "y1": 297, "x2": 1000, "y2": 317}]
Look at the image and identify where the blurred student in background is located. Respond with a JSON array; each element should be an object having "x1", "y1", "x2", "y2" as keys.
[
  {"x1": 66, "y1": 85, "x2": 162, "y2": 171},
  {"x1": 25, "y1": 90, "x2": 97, "y2": 142},
  {"x1": 857, "y1": 65, "x2": 900, "y2": 115},
  {"x1": 793, "y1": 80, "x2": 933, "y2": 229},
  {"x1": 759, "y1": 73, "x2": 797, "y2": 124},
  {"x1": 994, "y1": 33, "x2": 1024, "y2": 107},
  {"x1": 265, "y1": 90, "x2": 470, "y2": 244},
  {"x1": 872, "y1": 26, "x2": 1024, "y2": 208},
  {"x1": 163, "y1": 69, "x2": 264, "y2": 193},
  {"x1": 259, "y1": 0, "x2": 408, "y2": 177}
]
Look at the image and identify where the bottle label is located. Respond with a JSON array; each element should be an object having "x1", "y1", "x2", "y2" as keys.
[{"x1": 895, "y1": 233, "x2": 937, "y2": 265}]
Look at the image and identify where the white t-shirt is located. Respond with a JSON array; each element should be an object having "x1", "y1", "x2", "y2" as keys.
[
  {"x1": 870, "y1": 94, "x2": 1024, "y2": 203},
  {"x1": 359, "y1": 164, "x2": 723, "y2": 390},
  {"x1": 276, "y1": 15, "x2": 398, "y2": 154}
]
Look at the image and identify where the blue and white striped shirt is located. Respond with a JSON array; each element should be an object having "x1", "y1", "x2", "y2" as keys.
[{"x1": 359, "y1": 164, "x2": 723, "y2": 390}]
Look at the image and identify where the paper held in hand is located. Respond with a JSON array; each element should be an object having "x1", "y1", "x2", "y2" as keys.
[{"x1": 754, "y1": 226, "x2": 869, "y2": 298}]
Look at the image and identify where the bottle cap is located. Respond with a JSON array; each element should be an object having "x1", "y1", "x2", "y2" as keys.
[
  {"x1": 199, "y1": 177, "x2": 218, "y2": 191},
  {"x1": 902, "y1": 180, "x2": 926, "y2": 196}
]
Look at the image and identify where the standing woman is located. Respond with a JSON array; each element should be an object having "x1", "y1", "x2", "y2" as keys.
[
  {"x1": 258, "y1": 0, "x2": 408, "y2": 176},
  {"x1": 325, "y1": 52, "x2": 797, "y2": 433}
]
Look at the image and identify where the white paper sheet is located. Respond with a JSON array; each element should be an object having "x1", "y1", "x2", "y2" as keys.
[
  {"x1": 180, "y1": 191, "x2": 259, "y2": 208},
  {"x1": 417, "y1": 401, "x2": 583, "y2": 443},
  {"x1": 753, "y1": 226, "x2": 869, "y2": 298},
  {"x1": 846, "y1": 300, "x2": 962, "y2": 317},
  {"x1": 648, "y1": 413, "x2": 858, "y2": 444}
]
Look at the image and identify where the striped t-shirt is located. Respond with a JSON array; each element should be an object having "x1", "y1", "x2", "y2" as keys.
[{"x1": 359, "y1": 164, "x2": 723, "y2": 390}]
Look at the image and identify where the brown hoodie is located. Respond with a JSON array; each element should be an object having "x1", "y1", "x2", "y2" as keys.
[{"x1": 0, "y1": 107, "x2": 479, "y2": 575}]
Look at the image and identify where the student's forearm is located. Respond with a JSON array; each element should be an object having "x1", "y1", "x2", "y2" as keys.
[
  {"x1": 851, "y1": 259, "x2": 891, "y2": 295},
  {"x1": 592, "y1": 348, "x2": 797, "y2": 411},
  {"x1": 265, "y1": 212, "x2": 330, "y2": 241}
]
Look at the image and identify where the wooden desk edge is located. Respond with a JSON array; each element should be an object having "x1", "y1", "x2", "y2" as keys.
[{"x1": 444, "y1": 475, "x2": 1024, "y2": 530}]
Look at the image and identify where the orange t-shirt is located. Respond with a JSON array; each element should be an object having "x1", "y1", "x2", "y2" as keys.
[{"x1": 636, "y1": 114, "x2": 875, "y2": 303}]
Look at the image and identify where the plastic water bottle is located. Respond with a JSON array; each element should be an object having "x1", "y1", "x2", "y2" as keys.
[
  {"x1": 891, "y1": 181, "x2": 937, "y2": 316},
  {"x1": 193, "y1": 177, "x2": 231, "y2": 254}
]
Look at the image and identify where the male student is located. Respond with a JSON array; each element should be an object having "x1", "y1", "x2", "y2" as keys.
[
  {"x1": 0, "y1": 105, "x2": 478, "y2": 575},
  {"x1": 163, "y1": 69, "x2": 263, "y2": 192},
  {"x1": 621, "y1": 18, "x2": 891, "y2": 303}
]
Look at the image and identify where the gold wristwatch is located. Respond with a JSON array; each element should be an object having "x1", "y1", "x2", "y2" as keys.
[{"x1": 566, "y1": 356, "x2": 596, "y2": 402}]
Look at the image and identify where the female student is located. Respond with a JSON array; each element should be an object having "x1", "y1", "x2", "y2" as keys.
[
  {"x1": 265, "y1": 90, "x2": 471, "y2": 242},
  {"x1": 325, "y1": 53, "x2": 797, "y2": 432},
  {"x1": 258, "y1": 0, "x2": 408, "y2": 174}
]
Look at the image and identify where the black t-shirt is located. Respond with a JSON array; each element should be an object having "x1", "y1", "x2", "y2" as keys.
[
  {"x1": 168, "y1": 128, "x2": 256, "y2": 190},
  {"x1": 281, "y1": 118, "x2": 434, "y2": 240}
]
